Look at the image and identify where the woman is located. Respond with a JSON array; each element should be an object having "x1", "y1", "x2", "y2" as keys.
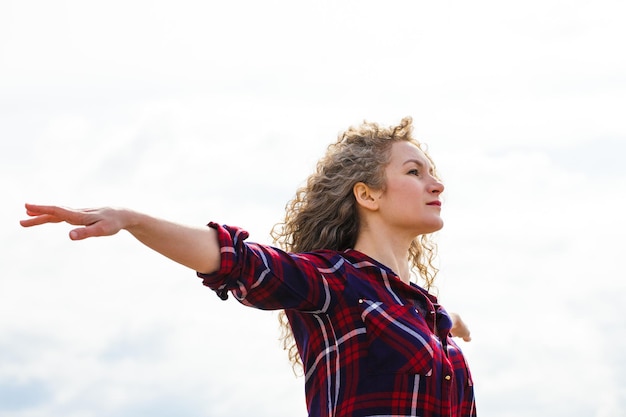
[{"x1": 21, "y1": 117, "x2": 476, "y2": 417}]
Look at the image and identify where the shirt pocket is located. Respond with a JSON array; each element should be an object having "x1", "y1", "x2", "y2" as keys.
[{"x1": 358, "y1": 299, "x2": 435, "y2": 376}]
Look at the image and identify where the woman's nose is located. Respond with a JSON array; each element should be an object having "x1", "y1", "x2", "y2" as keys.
[{"x1": 431, "y1": 179, "x2": 444, "y2": 194}]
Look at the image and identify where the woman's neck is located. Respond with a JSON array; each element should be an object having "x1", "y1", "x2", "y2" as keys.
[{"x1": 353, "y1": 229, "x2": 412, "y2": 284}]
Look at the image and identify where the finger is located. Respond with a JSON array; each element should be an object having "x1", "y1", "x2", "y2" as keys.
[
  {"x1": 20, "y1": 214, "x2": 63, "y2": 227},
  {"x1": 25, "y1": 203, "x2": 96, "y2": 227},
  {"x1": 23, "y1": 204, "x2": 67, "y2": 220},
  {"x1": 24, "y1": 203, "x2": 61, "y2": 215}
]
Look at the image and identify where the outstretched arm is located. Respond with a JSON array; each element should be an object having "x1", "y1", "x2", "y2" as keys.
[
  {"x1": 449, "y1": 312, "x2": 472, "y2": 342},
  {"x1": 20, "y1": 203, "x2": 221, "y2": 274}
]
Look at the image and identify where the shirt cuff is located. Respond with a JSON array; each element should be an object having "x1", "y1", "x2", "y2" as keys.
[{"x1": 196, "y1": 222, "x2": 250, "y2": 300}]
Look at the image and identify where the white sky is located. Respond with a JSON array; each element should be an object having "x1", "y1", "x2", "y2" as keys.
[{"x1": 2, "y1": 0, "x2": 625, "y2": 416}]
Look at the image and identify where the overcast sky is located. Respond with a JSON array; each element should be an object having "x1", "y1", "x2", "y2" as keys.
[{"x1": 2, "y1": 1, "x2": 625, "y2": 416}]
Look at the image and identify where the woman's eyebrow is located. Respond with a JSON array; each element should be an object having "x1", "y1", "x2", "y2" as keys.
[
  {"x1": 403, "y1": 158, "x2": 435, "y2": 174},
  {"x1": 403, "y1": 158, "x2": 424, "y2": 167}
]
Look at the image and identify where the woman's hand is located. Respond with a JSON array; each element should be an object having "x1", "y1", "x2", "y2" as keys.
[
  {"x1": 449, "y1": 312, "x2": 472, "y2": 342},
  {"x1": 20, "y1": 203, "x2": 220, "y2": 273},
  {"x1": 20, "y1": 203, "x2": 129, "y2": 240}
]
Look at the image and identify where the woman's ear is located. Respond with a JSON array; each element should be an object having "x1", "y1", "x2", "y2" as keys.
[{"x1": 353, "y1": 182, "x2": 380, "y2": 211}]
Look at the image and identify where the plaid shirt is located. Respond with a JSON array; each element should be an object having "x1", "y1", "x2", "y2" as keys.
[{"x1": 198, "y1": 223, "x2": 476, "y2": 417}]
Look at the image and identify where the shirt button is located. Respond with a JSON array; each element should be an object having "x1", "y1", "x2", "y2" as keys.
[{"x1": 444, "y1": 375, "x2": 451, "y2": 381}]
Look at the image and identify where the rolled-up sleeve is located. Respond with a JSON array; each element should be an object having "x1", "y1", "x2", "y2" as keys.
[{"x1": 197, "y1": 223, "x2": 343, "y2": 312}]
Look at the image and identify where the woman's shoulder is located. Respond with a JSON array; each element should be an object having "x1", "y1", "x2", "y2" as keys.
[
  {"x1": 292, "y1": 249, "x2": 345, "y2": 266},
  {"x1": 292, "y1": 249, "x2": 390, "y2": 276}
]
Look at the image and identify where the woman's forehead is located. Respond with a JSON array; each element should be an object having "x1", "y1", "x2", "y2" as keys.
[{"x1": 390, "y1": 141, "x2": 434, "y2": 169}]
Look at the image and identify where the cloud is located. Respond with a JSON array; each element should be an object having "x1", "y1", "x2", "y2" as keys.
[
  {"x1": 2, "y1": 1, "x2": 626, "y2": 417},
  {"x1": 0, "y1": 378, "x2": 50, "y2": 412}
]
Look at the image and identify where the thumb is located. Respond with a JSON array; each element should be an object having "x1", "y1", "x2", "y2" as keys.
[
  {"x1": 69, "y1": 226, "x2": 102, "y2": 240},
  {"x1": 69, "y1": 228, "x2": 88, "y2": 240}
]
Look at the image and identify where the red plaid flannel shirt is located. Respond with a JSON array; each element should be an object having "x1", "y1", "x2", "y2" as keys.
[{"x1": 198, "y1": 223, "x2": 476, "y2": 417}]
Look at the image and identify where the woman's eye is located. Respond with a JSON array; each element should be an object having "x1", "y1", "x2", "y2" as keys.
[{"x1": 408, "y1": 169, "x2": 419, "y2": 176}]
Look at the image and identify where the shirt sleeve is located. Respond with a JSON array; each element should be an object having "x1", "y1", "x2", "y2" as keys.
[{"x1": 197, "y1": 222, "x2": 343, "y2": 312}]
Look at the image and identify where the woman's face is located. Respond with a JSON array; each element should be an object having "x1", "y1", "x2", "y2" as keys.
[{"x1": 376, "y1": 141, "x2": 445, "y2": 236}]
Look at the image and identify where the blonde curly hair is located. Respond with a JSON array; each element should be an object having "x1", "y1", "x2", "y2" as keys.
[{"x1": 271, "y1": 116, "x2": 440, "y2": 373}]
